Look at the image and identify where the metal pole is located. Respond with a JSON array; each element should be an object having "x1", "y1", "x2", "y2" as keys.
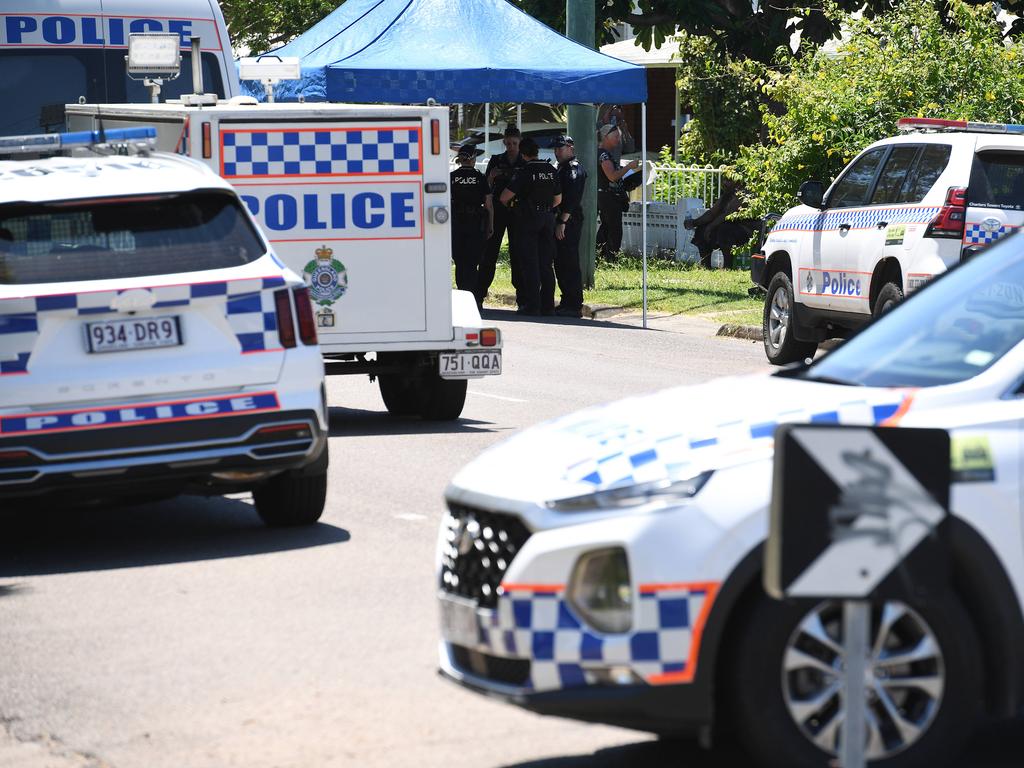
[
  {"x1": 642, "y1": 101, "x2": 648, "y2": 329},
  {"x1": 484, "y1": 103, "x2": 490, "y2": 154},
  {"x1": 566, "y1": 0, "x2": 597, "y2": 288},
  {"x1": 841, "y1": 600, "x2": 870, "y2": 768},
  {"x1": 190, "y1": 37, "x2": 204, "y2": 95},
  {"x1": 517, "y1": 104, "x2": 522, "y2": 131},
  {"x1": 673, "y1": 75, "x2": 681, "y2": 162}
]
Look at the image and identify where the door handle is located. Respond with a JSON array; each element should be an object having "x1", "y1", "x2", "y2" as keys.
[
  {"x1": 838, "y1": 223, "x2": 851, "y2": 232},
  {"x1": 876, "y1": 220, "x2": 889, "y2": 229}
]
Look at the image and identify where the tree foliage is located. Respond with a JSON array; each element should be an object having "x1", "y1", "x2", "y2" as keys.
[
  {"x1": 735, "y1": 0, "x2": 1024, "y2": 218},
  {"x1": 220, "y1": 0, "x2": 341, "y2": 52}
]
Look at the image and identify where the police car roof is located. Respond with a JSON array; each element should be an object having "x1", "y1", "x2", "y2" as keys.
[
  {"x1": 20, "y1": 0, "x2": 220, "y2": 19},
  {"x1": 0, "y1": 153, "x2": 228, "y2": 205}
]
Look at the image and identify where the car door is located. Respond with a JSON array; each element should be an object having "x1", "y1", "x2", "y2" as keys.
[
  {"x1": 802, "y1": 147, "x2": 887, "y2": 311},
  {"x1": 966, "y1": 145, "x2": 1024, "y2": 254}
]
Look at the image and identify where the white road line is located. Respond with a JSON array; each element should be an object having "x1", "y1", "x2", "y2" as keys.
[
  {"x1": 394, "y1": 513, "x2": 427, "y2": 522},
  {"x1": 467, "y1": 390, "x2": 528, "y2": 403}
]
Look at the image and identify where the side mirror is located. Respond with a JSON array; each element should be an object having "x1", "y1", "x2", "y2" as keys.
[{"x1": 797, "y1": 180, "x2": 826, "y2": 209}]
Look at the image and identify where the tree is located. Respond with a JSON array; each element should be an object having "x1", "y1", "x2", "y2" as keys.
[
  {"x1": 220, "y1": 0, "x2": 341, "y2": 53},
  {"x1": 735, "y1": 0, "x2": 1024, "y2": 218}
]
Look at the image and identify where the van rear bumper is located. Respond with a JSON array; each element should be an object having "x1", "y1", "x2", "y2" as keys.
[{"x1": 0, "y1": 409, "x2": 325, "y2": 499}]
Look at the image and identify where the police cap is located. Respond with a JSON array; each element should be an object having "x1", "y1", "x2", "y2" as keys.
[
  {"x1": 551, "y1": 135, "x2": 574, "y2": 148},
  {"x1": 456, "y1": 143, "x2": 484, "y2": 158}
]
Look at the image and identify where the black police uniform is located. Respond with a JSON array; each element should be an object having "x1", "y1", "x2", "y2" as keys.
[
  {"x1": 596, "y1": 147, "x2": 625, "y2": 258},
  {"x1": 477, "y1": 150, "x2": 525, "y2": 305},
  {"x1": 555, "y1": 156, "x2": 587, "y2": 314},
  {"x1": 449, "y1": 163, "x2": 489, "y2": 296},
  {"x1": 507, "y1": 158, "x2": 561, "y2": 314}
]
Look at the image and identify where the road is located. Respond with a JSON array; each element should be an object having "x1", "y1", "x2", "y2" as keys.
[{"x1": 0, "y1": 310, "x2": 1019, "y2": 768}]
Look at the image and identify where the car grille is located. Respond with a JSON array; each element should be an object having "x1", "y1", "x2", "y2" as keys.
[
  {"x1": 440, "y1": 503, "x2": 531, "y2": 609},
  {"x1": 451, "y1": 645, "x2": 531, "y2": 687}
]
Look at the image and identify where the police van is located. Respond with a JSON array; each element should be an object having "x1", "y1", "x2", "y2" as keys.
[
  {"x1": 0, "y1": 127, "x2": 328, "y2": 524},
  {"x1": 67, "y1": 101, "x2": 502, "y2": 420},
  {"x1": 0, "y1": 0, "x2": 239, "y2": 135},
  {"x1": 754, "y1": 117, "x2": 1024, "y2": 364}
]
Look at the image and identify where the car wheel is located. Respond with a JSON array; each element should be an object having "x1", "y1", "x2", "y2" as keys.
[
  {"x1": 732, "y1": 594, "x2": 981, "y2": 768},
  {"x1": 874, "y1": 282, "x2": 904, "y2": 318},
  {"x1": 379, "y1": 373, "x2": 420, "y2": 417},
  {"x1": 417, "y1": 374, "x2": 467, "y2": 421},
  {"x1": 253, "y1": 464, "x2": 328, "y2": 527},
  {"x1": 763, "y1": 271, "x2": 817, "y2": 365}
]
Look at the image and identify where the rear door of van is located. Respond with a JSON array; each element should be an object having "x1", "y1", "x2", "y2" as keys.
[{"x1": 965, "y1": 141, "x2": 1024, "y2": 255}]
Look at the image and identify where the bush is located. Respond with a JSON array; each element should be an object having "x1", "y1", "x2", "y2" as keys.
[{"x1": 736, "y1": 0, "x2": 1024, "y2": 218}]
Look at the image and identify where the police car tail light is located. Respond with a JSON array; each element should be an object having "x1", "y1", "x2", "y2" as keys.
[
  {"x1": 480, "y1": 328, "x2": 499, "y2": 347},
  {"x1": 0, "y1": 450, "x2": 31, "y2": 464},
  {"x1": 925, "y1": 186, "x2": 968, "y2": 239},
  {"x1": 292, "y1": 287, "x2": 318, "y2": 346},
  {"x1": 274, "y1": 289, "x2": 297, "y2": 349},
  {"x1": 202, "y1": 122, "x2": 212, "y2": 160},
  {"x1": 568, "y1": 548, "x2": 632, "y2": 634},
  {"x1": 431, "y1": 119, "x2": 441, "y2": 155},
  {"x1": 255, "y1": 422, "x2": 312, "y2": 439}
]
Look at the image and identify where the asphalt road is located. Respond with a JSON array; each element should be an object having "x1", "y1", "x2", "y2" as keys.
[{"x1": 0, "y1": 310, "x2": 1020, "y2": 768}]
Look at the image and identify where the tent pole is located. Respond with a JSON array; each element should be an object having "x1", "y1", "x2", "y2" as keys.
[
  {"x1": 517, "y1": 104, "x2": 522, "y2": 131},
  {"x1": 642, "y1": 101, "x2": 648, "y2": 330},
  {"x1": 485, "y1": 103, "x2": 490, "y2": 154}
]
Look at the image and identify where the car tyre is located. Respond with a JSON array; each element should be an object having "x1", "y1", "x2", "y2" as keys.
[
  {"x1": 417, "y1": 374, "x2": 467, "y2": 421},
  {"x1": 874, "y1": 282, "x2": 904, "y2": 318},
  {"x1": 731, "y1": 592, "x2": 982, "y2": 768},
  {"x1": 763, "y1": 271, "x2": 817, "y2": 365},
  {"x1": 379, "y1": 373, "x2": 420, "y2": 417},
  {"x1": 253, "y1": 461, "x2": 328, "y2": 527}
]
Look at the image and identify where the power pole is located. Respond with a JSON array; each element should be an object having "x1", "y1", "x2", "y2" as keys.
[{"x1": 566, "y1": 0, "x2": 597, "y2": 287}]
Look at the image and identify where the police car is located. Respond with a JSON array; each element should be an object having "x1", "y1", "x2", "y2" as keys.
[
  {"x1": 438, "y1": 232, "x2": 1024, "y2": 766},
  {"x1": 0, "y1": 128, "x2": 328, "y2": 525},
  {"x1": 754, "y1": 117, "x2": 1024, "y2": 365}
]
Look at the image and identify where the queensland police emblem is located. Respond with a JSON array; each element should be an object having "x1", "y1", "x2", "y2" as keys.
[{"x1": 303, "y1": 245, "x2": 348, "y2": 307}]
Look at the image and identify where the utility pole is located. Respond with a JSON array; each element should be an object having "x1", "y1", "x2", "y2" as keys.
[{"x1": 566, "y1": 0, "x2": 597, "y2": 287}]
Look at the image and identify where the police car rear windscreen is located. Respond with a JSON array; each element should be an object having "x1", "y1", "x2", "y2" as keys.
[
  {"x1": 969, "y1": 151, "x2": 1024, "y2": 210},
  {"x1": 0, "y1": 191, "x2": 266, "y2": 284}
]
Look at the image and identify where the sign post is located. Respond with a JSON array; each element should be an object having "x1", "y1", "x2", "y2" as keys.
[{"x1": 765, "y1": 425, "x2": 951, "y2": 768}]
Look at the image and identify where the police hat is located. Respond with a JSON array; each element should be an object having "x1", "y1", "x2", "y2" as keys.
[
  {"x1": 456, "y1": 143, "x2": 485, "y2": 158},
  {"x1": 551, "y1": 135, "x2": 574, "y2": 148}
]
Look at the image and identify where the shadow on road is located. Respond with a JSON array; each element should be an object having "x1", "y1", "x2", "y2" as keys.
[
  {"x1": 499, "y1": 721, "x2": 1024, "y2": 768},
  {"x1": 0, "y1": 494, "x2": 350, "y2": 577},
  {"x1": 328, "y1": 406, "x2": 505, "y2": 437},
  {"x1": 482, "y1": 307, "x2": 649, "y2": 331}
]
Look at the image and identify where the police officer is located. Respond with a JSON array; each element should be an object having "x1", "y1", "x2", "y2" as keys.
[
  {"x1": 449, "y1": 144, "x2": 493, "y2": 300},
  {"x1": 596, "y1": 123, "x2": 639, "y2": 258},
  {"x1": 477, "y1": 126, "x2": 525, "y2": 307},
  {"x1": 500, "y1": 138, "x2": 562, "y2": 315},
  {"x1": 551, "y1": 135, "x2": 587, "y2": 318}
]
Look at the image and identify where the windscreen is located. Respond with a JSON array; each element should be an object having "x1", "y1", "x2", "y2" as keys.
[
  {"x1": 968, "y1": 150, "x2": 1024, "y2": 210},
  {"x1": 0, "y1": 191, "x2": 267, "y2": 285},
  {"x1": 800, "y1": 235, "x2": 1024, "y2": 387}
]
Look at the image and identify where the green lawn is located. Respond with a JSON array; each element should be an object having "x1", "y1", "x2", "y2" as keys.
[{"x1": 483, "y1": 257, "x2": 764, "y2": 326}]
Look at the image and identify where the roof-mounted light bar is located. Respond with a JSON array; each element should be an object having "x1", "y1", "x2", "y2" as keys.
[
  {"x1": 898, "y1": 117, "x2": 1024, "y2": 135},
  {"x1": 0, "y1": 127, "x2": 157, "y2": 156}
]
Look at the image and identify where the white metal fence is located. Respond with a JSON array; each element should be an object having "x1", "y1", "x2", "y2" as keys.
[{"x1": 649, "y1": 164, "x2": 726, "y2": 208}]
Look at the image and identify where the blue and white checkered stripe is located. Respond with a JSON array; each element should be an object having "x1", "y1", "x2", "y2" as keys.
[
  {"x1": 0, "y1": 277, "x2": 288, "y2": 374},
  {"x1": 221, "y1": 128, "x2": 421, "y2": 178},
  {"x1": 562, "y1": 399, "x2": 905, "y2": 488},
  {"x1": 773, "y1": 206, "x2": 941, "y2": 233},
  {"x1": 468, "y1": 585, "x2": 712, "y2": 692},
  {"x1": 964, "y1": 223, "x2": 1017, "y2": 245}
]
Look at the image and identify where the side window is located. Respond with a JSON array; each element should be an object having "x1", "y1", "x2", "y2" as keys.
[
  {"x1": 898, "y1": 144, "x2": 952, "y2": 203},
  {"x1": 828, "y1": 148, "x2": 887, "y2": 208},
  {"x1": 969, "y1": 151, "x2": 1024, "y2": 210},
  {"x1": 871, "y1": 146, "x2": 921, "y2": 204}
]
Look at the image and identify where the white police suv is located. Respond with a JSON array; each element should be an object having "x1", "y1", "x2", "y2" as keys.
[
  {"x1": 754, "y1": 117, "x2": 1024, "y2": 365},
  {"x1": 439, "y1": 231, "x2": 1024, "y2": 767},
  {"x1": 0, "y1": 128, "x2": 328, "y2": 525}
]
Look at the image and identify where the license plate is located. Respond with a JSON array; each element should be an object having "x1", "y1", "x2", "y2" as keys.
[
  {"x1": 439, "y1": 350, "x2": 502, "y2": 379},
  {"x1": 86, "y1": 316, "x2": 182, "y2": 354},
  {"x1": 439, "y1": 594, "x2": 481, "y2": 648}
]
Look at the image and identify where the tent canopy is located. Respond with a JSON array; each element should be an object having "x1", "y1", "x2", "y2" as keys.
[{"x1": 247, "y1": 0, "x2": 647, "y2": 105}]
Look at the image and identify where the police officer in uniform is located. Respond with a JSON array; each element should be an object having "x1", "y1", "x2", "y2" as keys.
[
  {"x1": 551, "y1": 135, "x2": 587, "y2": 318},
  {"x1": 500, "y1": 137, "x2": 562, "y2": 316},
  {"x1": 477, "y1": 126, "x2": 525, "y2": 307},
  {"x1": 449, "y1": 144, "x2": 493, "y2": 300},
  {"x1": 596, "y1": 123, "x2": 639, "y2": 258}
]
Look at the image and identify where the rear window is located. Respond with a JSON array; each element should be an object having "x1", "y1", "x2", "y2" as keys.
[
  {"x1": 969, "y1": 150, "x2": 1024, "y2": 210},
  {"x1": 0, "y1": 191, "x2": 266, "y2": 285}
]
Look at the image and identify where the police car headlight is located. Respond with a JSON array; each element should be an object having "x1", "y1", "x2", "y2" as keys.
[
  {"x1": 546, "y1": 471, "x2": 712, "y2": 513},
  {"x1": 568, "y1": 547, "x2": 632, "y2": 634}
]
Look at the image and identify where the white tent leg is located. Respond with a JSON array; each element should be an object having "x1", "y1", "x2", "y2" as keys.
[
  {"x1": 517, "y1": 104, "x2": 522, "y2": 131},
  {"x1": 485, "y1": 103, "x2": 490, "y2": 154},
  {"x1": 642, "y1": 101, "x2": 648, "y2": 330}
]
